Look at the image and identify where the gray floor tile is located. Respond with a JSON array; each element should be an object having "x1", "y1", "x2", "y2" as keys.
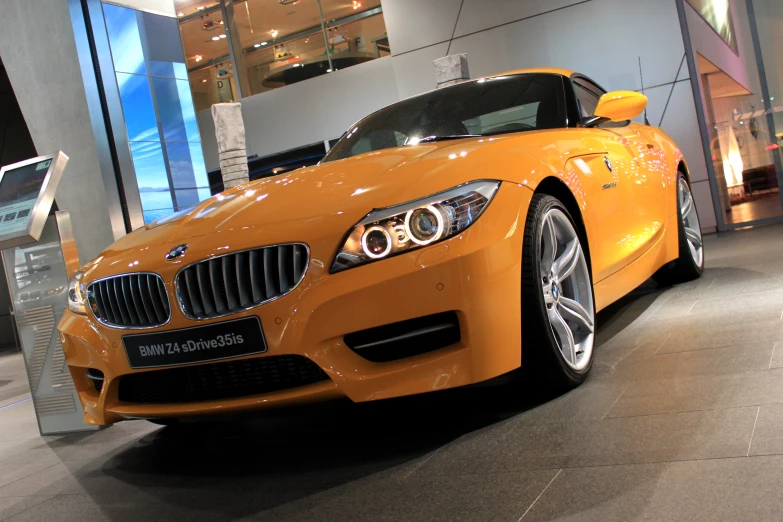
[
  {"x1": 414, "y1": 407, "x2": 757, "y2": 476},
  {"x1": 251, "y1": 468, "x2": 560, "y2": 522},
  {"x1": 645, "y1": 289, "x2": 783, "y2": 323},
  {"x1": 523, "y1": 456, "x2": 783, "y2": 522},
  {"x1": 606, "y1": 368, "x2": 783, "y2": 418},
  {"x1": 749, "y1": 404, "x2": 783, "y2": 457},
  {"x1": 769, "y1": 342, "x2": 783, "y2": 369},
  {"x1": 1, "y1": 225, "x2": 783, "y2": 521},
  {"x1": 0, "y1": 495, "x2": 56, "y2": 522},
  {"x1": 594, "y1": 343, "x2": 774, "y2": 382},
  {"x1": 655, "y1": 320, "x2": 783, "y2": 354}
]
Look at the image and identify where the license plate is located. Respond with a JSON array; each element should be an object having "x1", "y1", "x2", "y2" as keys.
[{"x1": 123, "y1": 317, "x2": 266, "y2": 369}]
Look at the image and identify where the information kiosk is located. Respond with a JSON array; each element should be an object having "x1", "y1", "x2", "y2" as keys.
[{"x1": 0, "y1": 152, "x2": 97, "y2": 435}]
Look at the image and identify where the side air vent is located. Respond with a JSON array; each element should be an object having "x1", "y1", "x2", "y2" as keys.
[
  {"x1": 176, "y1": 244, "x2": 309, "y2": 320},
  {"x1": 344, "y1": 311, "x2": 461, "y2": 363},
  {"x1": 87, "y1": 273, "x2": 170, "y2": 328}
]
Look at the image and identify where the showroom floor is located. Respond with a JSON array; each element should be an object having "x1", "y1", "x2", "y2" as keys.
[{"x1": 2, "y1": 224, "x2": 783, "y2": 521}]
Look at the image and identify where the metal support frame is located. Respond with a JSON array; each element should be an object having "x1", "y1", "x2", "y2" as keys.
[
  {"x1": 675, "y1": 0, "x2": 728, "y2": 231},
  {"x1": 316, "y1": 0, "x2": 335, "y2": 73},
  {"x1": 219, "y1": 0, "x2": 245, "y2": 99}
]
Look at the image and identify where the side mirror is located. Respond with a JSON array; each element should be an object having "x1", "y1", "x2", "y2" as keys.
[{"x1": 587, "y1": 91, "x2": 648, "y2": 127}]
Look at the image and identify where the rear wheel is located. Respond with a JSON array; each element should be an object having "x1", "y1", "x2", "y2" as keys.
[
  {"x1": 653, "y1": 174, "x2": 704, "y2": 285},
  {"x1": 521, "y1": 194, "x2": 595, "y2": 390}
]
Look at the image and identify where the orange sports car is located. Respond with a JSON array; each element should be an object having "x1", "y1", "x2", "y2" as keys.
[{"x1": 59, "y1": 68, "x2": 704, "y2": 426}]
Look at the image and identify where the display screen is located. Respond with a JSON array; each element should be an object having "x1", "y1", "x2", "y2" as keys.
[
  {"x1": 685, "y1": 0, "x2": 738, "y2": 53},
  {"x1": 0, "y1": 159, "x2": 51, "y2": 237}
]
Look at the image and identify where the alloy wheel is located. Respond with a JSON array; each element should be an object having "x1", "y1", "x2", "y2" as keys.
[
  {"x1": 539, "y1": 209, "x2": 594, "y2": 371},
  {"x1": 678, "y1": 178, "x2": 703, "y2": 268}
]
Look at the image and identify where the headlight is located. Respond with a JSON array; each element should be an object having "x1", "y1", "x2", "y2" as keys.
[
  {"x1": 331, "y1": 180, "x2": 500, "y2": 273},
  {"x1": 67, "y1": 271, "x2": 87, "y2": 315}
]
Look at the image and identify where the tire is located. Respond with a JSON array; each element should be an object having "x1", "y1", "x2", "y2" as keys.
[
  {"x1": 521, "y1": 194, "x2": 596, "y2": 390},
  {"x1": 653, "y1": 173, "x2": 704, "y2": 285}
]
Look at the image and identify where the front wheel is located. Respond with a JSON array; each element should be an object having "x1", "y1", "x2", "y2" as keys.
[
  {"x1": 653, "y1": 174, "x2": 704, "y2": 285},
  {"x1": 521, "y1": 194, "x2": 595, "y2": 390}
]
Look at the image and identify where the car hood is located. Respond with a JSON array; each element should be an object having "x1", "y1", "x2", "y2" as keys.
[{"x1": 86, "y1": 132, "x2": 551, "y2": 271}]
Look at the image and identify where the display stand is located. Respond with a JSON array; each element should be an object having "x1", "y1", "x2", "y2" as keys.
[{"x1": 0, "y1": 152, "x2": 97, "y2": 435}]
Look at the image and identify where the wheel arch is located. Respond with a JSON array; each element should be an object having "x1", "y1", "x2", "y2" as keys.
[
  {"x1": 678, "y1": 160, "x2": 691, "y2": 184},
  {"x1": 532, "y1": 176, "x2": 593, "y2": 276}
]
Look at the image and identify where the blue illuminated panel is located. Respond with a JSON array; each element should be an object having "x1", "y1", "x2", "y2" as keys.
[{"x1": 103, "y1": 2, "x2": 210, "y2": 224}]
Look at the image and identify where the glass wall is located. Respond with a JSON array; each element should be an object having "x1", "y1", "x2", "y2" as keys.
[
  {"x1": 103, "y1": 3, "x2": 212, "y2": 223},
  {"x1": 697, "y1": 52, "x2": 782, "y2": 225},
  {"x1": 751, "y1": 0, "x2": 783, "y2": 183},
  {"x1": 175, "y1": 0, "x2": 389, "y2": 112}
]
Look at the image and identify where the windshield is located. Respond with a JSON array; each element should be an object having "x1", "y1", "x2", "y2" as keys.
[{"x1": 323, "y1": 73, "x2": 566, "y2": 163}]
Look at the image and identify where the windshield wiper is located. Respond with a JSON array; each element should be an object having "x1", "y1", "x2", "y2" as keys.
[{"x1": 409, "y1": 134, "x2": 482, "y2": 145}]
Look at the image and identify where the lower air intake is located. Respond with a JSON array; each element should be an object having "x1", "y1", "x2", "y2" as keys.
[
  {"x1": 118, "y1": 355, "x2": 329, "y2": 404},
  {"x1": 86, "y1": 368, "x2": 104, "y2": 393},
  {"x1": 344, "y1": 311, "x2": 461, "y2": 362}
]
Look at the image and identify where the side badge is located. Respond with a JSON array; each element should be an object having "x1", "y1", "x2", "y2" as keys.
[
  {"x1": 604, "y1": 156, "x2": 613, "y2": 173},
  {"x1": 166, "y1": 244, "x2": 189, "y2": 261}
]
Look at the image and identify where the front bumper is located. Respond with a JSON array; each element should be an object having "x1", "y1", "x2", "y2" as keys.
[{"x1": 59, "y1": 183, "x2": 532, "y2": 425}]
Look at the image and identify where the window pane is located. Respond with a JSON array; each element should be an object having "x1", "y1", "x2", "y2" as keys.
[
  {"x1": 177, "y1": 7, "x2": 232, "y2": 110},
  {"x1": 172, "y1": 188, "x2": 204, "y2": 210},
  {"x1": 165, "y1": 141, "x2": 197, "y2": 189},
  {"x1": 151, "y1": 77, "x2": 188, "y2": 142},
  {"x1": 129, "y1": 142, "x2": 174, "y2": 223},
  {"x1": 139, "y1": 10, "x2": 189, "y2": 80},
  {"x1": 188, "y1": 142, "x2": 209, "y2": 188},
  {"x1": 116, "y1": 73, "x2": 160, "y2": 141},
  {"x1": 103, "y1": 3, "x2": 147, "y2": 75},
  {"x1": 236, "y1": 0, "x2": 388, "y2": 96},
  {"x1": 164, "y1": 142, "x2": 211, "y2": 209},
  {"x1": 573, "y1": 82, "x2": 600, "y2": 118},
  {"x1": 150, "y1": 77, "x2": 202, "y2": 142},
  {"x1": 463, "y1": 103, "x2": 541, "y2": 135},
  {"x1": 176, "y1": 80, "x2": 201, "y2": 142}
]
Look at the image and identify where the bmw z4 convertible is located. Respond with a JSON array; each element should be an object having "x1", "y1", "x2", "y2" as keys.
[{"x1": 59, "y1": 68, "x2": 704, "y2": 426}]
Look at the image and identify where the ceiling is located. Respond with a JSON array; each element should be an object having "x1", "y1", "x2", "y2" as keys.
[
  {"x1": 697, "y1": 53, "x2": 751, "y2": 99},
  {"x1": 177, "y1": 0, "x2": 381, "y2": 69}
]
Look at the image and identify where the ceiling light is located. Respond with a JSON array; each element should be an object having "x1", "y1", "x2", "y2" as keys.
[
  {"x1": 196, "y1": 5, "x2": 205, "y2": 10},
  {"x1": 293, "y1": 63, "x2": 300, "y2": 67},
  {"x1": 271, "y1": 29, "x2": 278, "y2": 38},
  {"x1": 219, "y1": 34, "x2": 227, "y2": 38},
  {"x1": 260, "y1": 41, "x2": 268, "y2": 45},
  {"x1": 254, "y1": 43, "x2": 261, "y2": 48},
  {"x1": 177, "y1": 12, "x2": 184, "y2": 17},
  {"x1": 212, "y1": 36, "x2": 220, "y2": 41},
  {"x1": 194, "y1": 54, "x2": 203, "y2": 62},
  {"x1": 201, "y1": 79, "x2": 207, "y2": 83},
  {"x1": 219, "y1": 20, "x2": 224, "y2": 25}
]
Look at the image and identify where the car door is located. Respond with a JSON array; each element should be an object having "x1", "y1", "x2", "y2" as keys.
[{"x1": 572, "y1": 76, "x2": 665, "y2": 271}]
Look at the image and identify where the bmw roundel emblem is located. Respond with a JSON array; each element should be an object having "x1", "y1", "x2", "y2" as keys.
[
  {"x1": 166, "y1": 244, "x2": 189, "y2": 261},
  {"x1": 604, "y1": 156, "x2": 613, "y2": 172}
]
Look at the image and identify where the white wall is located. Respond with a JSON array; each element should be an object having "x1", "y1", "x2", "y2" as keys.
[{"x1": 196, "y1": 0, "x2": 716, "y2": 229}]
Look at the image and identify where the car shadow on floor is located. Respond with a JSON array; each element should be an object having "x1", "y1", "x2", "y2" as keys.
[
  {"x1": 54, "y1": 280, "x2": 668, "y2": 519},
  {"x1": 87, "y1": 382, "x2": 556, "y2": 517}
]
